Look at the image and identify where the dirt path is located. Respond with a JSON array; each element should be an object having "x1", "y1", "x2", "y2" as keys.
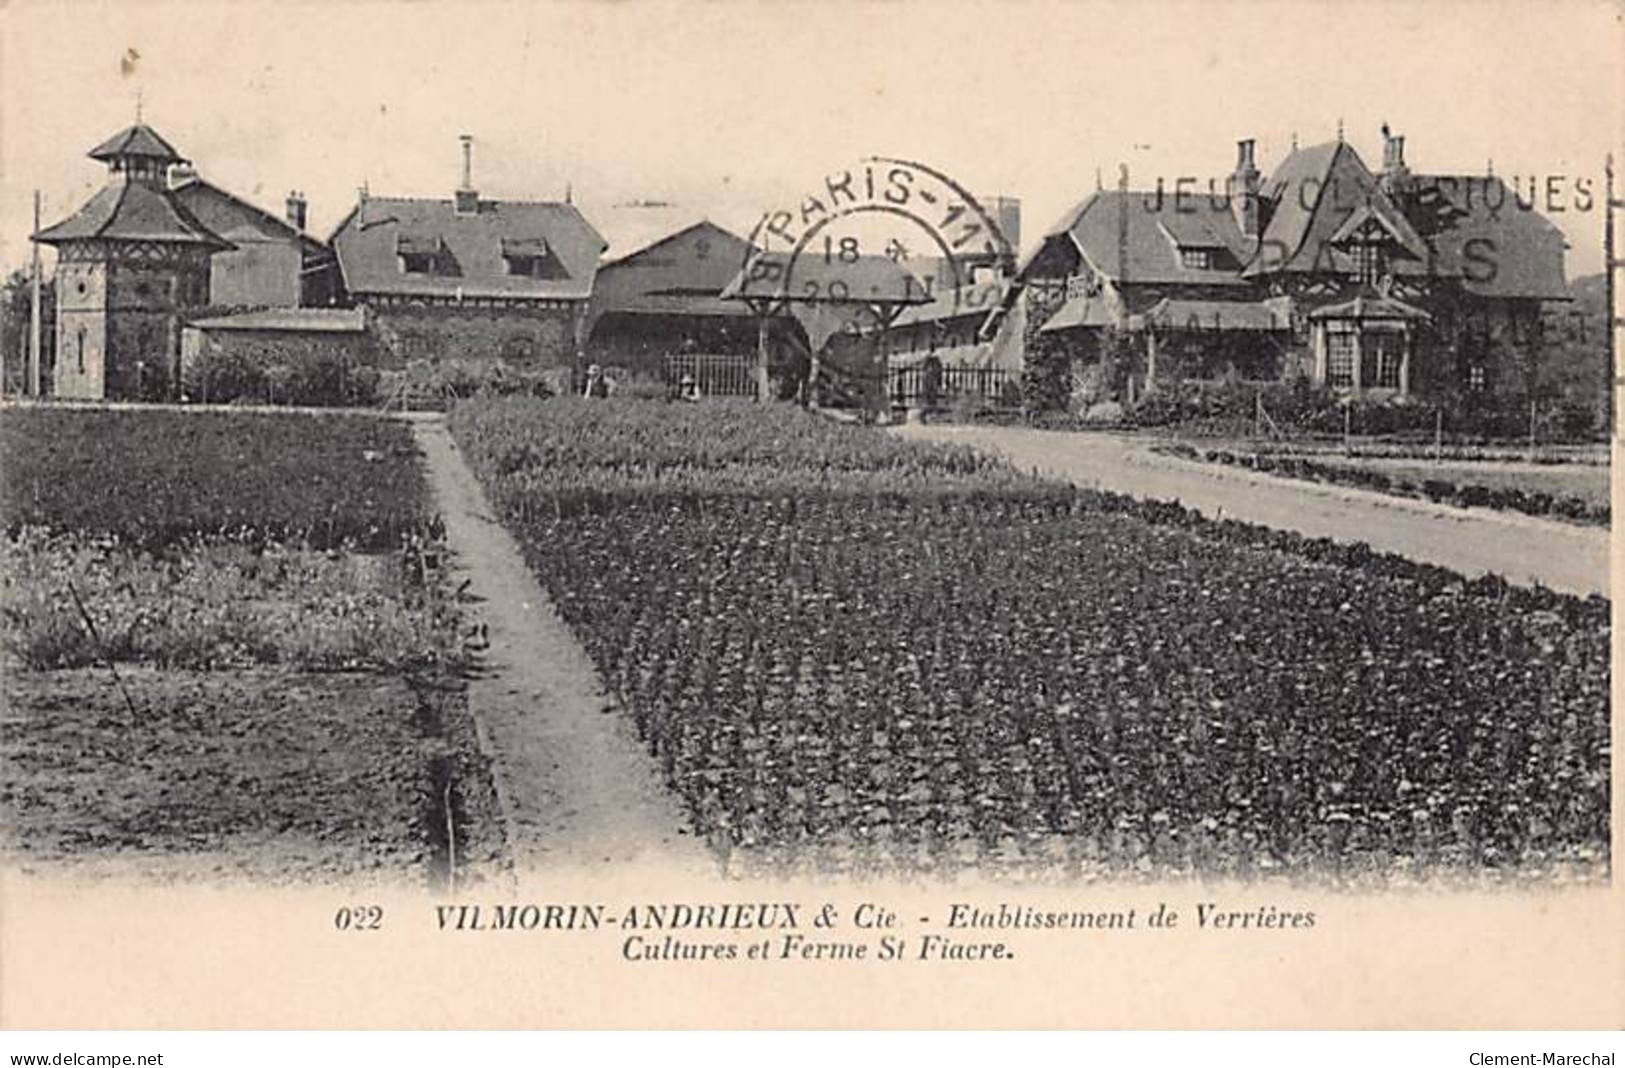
[
  {"x1": 409, "y1": 415, "x2": 711, "y2": 878},
  {"x1": 899, "y1": 424, "x2": 1611, "y2": 599}
]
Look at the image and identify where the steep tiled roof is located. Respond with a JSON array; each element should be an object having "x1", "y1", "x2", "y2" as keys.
[
  {"x1": 330, "y1": 196, "x2": 606, "y2": 301},
  {"x1": 1407, "y1": 175, "x2": 1570, "y2": 300},
  {"x1": 1028, "y1": 190, "x2": 1254, "y2": 287},
  {"x1": 1250, "y1": 140, "x2": 1430, "y2": 275},
  {"x1": 33, "y1": 180, "x2": 231, "y2": 248},
  {"x1": 88, "y1": 124, "x2": 185, "y2": 163},
  {"x1": 171, "y1": 176, "x2": 325, "y2": 253}
]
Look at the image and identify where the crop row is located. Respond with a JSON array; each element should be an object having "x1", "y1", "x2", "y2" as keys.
[
  {"x1": 1156, "y1": 442, "x2": 1609, "y2": 526},
  {"x1": 455, "y1": 398, "x2": 1610, "y2": 882},
  {"x1": 0, "y1": 408, "x2": 431, "y2": 551}
]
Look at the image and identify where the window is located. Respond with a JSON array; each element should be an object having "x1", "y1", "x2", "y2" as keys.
[
  {"x1": 76, "y1": 328, "x2": 86, "y2": 374},
  {"x1": 501, "y1": 237, "x2": 551, "y2": 278},
  {"x1": 1180, "y1": 248, "x2": 1211, "y2": 270},
  {"x1": 1362, "y1": 331, "x2": 1403, "y2": 389},
  {"x1": 1353, "y1": 243, "x2": 1384, "y2": 285},
  {"x1": 503, "y1": 255, "x2": 546, "y2": 278},
  {"x1": 1468, "y1": 364, "x2": 1487, "y2": 391},
  {"x1": 400, "y1": 252, "x2": 438, "y2": 274},
  {"x1": 1376, "y1": 333, "x2": 1403, "y2": 389},
  {"x1": 1326, "y1": 330, "x2": 1355, "y2": 389}
]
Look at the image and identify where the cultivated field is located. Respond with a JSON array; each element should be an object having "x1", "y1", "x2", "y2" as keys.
[
  {"x1": 452, "y1": 397, "x2": 1611, "y2": 886},
  {"x1": 0, "y1": 407, "x2": 502, "y2": 885}
]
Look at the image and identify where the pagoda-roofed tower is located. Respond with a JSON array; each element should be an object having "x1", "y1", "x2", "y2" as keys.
[{"x1": 32, "y1": 123, "x2": 230, "y2": 400}]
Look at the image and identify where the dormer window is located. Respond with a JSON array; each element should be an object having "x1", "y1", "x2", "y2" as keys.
[
  {"x1": 1180, "y1": 249, "x2": 1212, "y2": 270},
  {"x1": 501, "y1": 237, "x2": 554, "y2": 278},
  {"x1": 1330, "y1": 206, "x2": 1407, "y2": 285},
  {"x1": 398, "y1": 234, "x2": 447, "y2": 275},
  {"x1": 1353, "y1": 243, "x2": 1384, "y2": 285}
]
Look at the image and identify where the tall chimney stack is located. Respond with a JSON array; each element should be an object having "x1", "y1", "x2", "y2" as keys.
[
  {"x1": 1380, "y1": 127, "x2": 1410, "y2": 194},
  {"x1": 285, "y1": 190, "x2": 308, "y2": 231},
  {"x1": 1231, "y1": 138, "x2": 1262, "y2": 240},
  {"x1": 455, "y1": 134, "x2": 478, "y2": 215}
]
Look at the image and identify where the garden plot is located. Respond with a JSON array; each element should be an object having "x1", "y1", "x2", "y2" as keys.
[
  {"x1": 453, "y1": 397, "x2": 1610, "y2": 886},
  {"x1": 0, "y1": 407, "x2": 500, "y2": 886}
]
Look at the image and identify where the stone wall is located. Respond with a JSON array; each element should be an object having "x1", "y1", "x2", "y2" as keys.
[{"x1": 364, "y1": 301, "x2": 587, "y2": 370}]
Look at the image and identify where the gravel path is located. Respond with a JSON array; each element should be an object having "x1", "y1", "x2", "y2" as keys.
[
  {"x1": 898, "y1": 424, "x2": 1611, "y2": 599},
  {"x1": 410, "y1": 415, "x2": 711, "y2": 877}
]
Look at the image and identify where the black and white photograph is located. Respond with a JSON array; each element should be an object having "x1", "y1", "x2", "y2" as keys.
[{"x1": 0, "y1": 0, "x2": 1619, "y2": 1042}]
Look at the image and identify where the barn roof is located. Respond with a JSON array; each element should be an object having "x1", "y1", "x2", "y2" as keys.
[
  {"x1": 589, "y1": 202, "x2": 712, "y2": 266},
  {"x1": 33, "y1": 179, "x2": 232, "y2": 248},
  {"x1": 170, "y1": 176, "x2": 326, "y2": 253},
  {"x1": 330, "y1": 195, "x2": 605, "y2": 301}
]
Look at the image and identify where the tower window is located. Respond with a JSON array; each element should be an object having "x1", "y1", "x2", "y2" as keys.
[
  {"x1": 1180, "y1": 249, "x2": 1211, "y2": 270},
  {"x1": 76, "y1": 328, "x2": 86, "y2": 374}
]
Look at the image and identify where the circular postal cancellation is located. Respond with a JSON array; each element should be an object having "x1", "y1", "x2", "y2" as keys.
[{"x1": 722, "y1": 158, "x2": 1016, "y2": 410}]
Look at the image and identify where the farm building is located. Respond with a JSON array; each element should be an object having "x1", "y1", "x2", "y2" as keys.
[
  {"x1": 179, "y1": 307, "x2": 380, "y2": 404},
  {"x1": 169, "y1": 172, "x2": 336, "y2": 309},
  {"x1": 327, "y1": 136, "x2": 604, "y2": 382},
  {"x1": 32, "y1": 123, "x2": 230, "y2": 400},
  {"x1": 721, "y1": 250, "x2": 934, "y2": 408},
  {"x1": 1014, "y1": 128, "x2": 1572, "y2": 406},
  {"x1": 582, "y1": 204, "x2": 767, "y2": 385}
]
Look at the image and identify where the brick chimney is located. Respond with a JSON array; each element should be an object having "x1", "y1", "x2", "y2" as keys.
[
  {"x1": 285, "y1": 190, "x2": 308, "y2": 231},
  {"x1": 1231, "y1": 138, "x2": 1262, "y2": 240},
  {"x1": 455, "y1": 134, "x2": 478, "y2": 215},
  {"x1": 1380, "y1": 127, "x2": 1410, "y2": 195}
]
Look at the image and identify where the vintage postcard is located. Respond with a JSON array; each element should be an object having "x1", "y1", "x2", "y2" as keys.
[{"x1": 0, "y1": 0, "x2": 1620, "y2": 1032}]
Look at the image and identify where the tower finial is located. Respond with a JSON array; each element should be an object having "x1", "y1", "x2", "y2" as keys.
[
  {"x1": 1291, "y1": 130, "x2": 1299, "y2": 151},
  {"x1": 1486, "y1": 157, "x2": 1494, "y2": 177},
  {"x1": 135, "y1": 88, "x2": 143, "y2": 123},
  {"x1": 565, "y1": 181, "x2": 573, "y2": 204},
  {"x1": 1336, "y1": 118, "x2": 1344, "y2": 142},
  {"x1": 1095, "y1": 166, "x2": 1103, "y2": 192}
]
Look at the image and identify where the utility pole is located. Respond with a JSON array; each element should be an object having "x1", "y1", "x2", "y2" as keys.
[
  {"x1": 1606, "y1": 154, "x2": 1620, "y2": 438},
  {"x1": 30, "y1": 190, "x2": 42, "y2": 398}
]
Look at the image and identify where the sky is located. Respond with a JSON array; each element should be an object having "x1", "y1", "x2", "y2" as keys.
[{"x1": 2, "y1": 0, "x2": 1621, "y2": 278}]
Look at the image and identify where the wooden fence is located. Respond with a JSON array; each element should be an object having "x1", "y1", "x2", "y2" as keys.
[{"x1": 665, "y1": 352, "x2": 757, "y2": 399}]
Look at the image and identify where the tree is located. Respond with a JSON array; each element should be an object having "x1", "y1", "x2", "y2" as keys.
[{"x1": 0, "y1": 267, "x2": 55, "y2": 395}]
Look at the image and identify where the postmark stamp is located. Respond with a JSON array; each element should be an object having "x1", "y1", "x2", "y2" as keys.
[{"x1": 727, "y1": 158, "x2": 1015, "y2": 412}]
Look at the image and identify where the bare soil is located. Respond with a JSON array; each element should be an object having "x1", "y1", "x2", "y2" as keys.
[{"x1": 0, "y1": 665, "x2": 505, "y2": 887}]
